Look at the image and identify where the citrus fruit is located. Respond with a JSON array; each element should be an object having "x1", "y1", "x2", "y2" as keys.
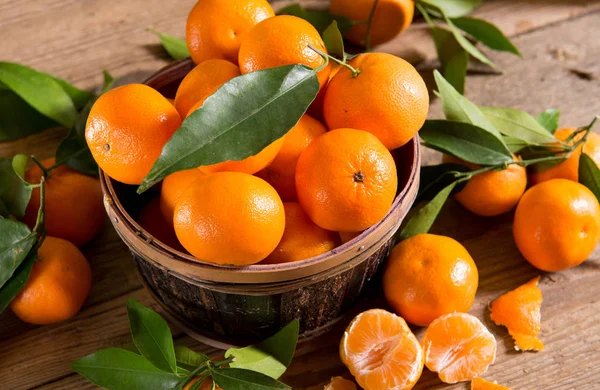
[
  {"x1": 339, "y1": 231, "x2": 361, "y2": 244},
  {"x1": 323, "y1": 53, "x2": 428, "y2": 150},
  {"x1": 383, "y1": 234, "x2": 478, "y2": 326},
  {"x1": 23, "y1": 158, "x2": 104, "y2": 247},
  {"x1": 513, "y1": 179, "x2": 600, "y2": 271},
  {"x1": 296, "y1": 128, "x2": 397, "y2": 232},
  {"x1": 10, "y1": 236, "x2": 92, "y2": 325},
  {"x1": 340, "y1": 309, "x2": 424, "y2": 390},
  {"x1": 138, "y1": 197, "x2": 185, "y2": 252},
  {"x1": 186, "y1": 0, "x2": 274, "y2": 64},
  {"x1": 183, "y1": 106, "x2": 284, "y2": 175},
  {"x1": 160, "y1": 168, "x2": 205, "y2": 228},
  {"x1": 330, "y1": 0, "x2": 414, "y2": 47},
  {"x1": 174, "y1": 59, "x2": 241, "y2": 118},
  {"x1": 490, "y1": 276, "x2": 544, "y2": 352},
  {"x1": 85, "y1": 84, "x2": 182, "y2": 185},
  {"x1": 324, "y1": 377, "x2": 357, "y2": 390},
  {"x1": 529, "y1": 127, "x2": 600, "y2": 185},
  {"x1": 444, "y1": 155, "x2": 527, "y2": 217},
  {"x1": 238, "y1": 15, "x2": 331, "y2": 89},
  {"x1": 471, "y1": 378, "x2": 511, "y2": 390},
  {"x1": 262, "y1": 202, "x2": 339, "y2": 264},
  {"x1": 421, "y1": 313, "x2": 497, "y2": 384},
  {"x1": 173, "y1": 172, "x2": 285, "y2": 265},
  {"x1": 256, "y1": 114, "x2": 327, "y2": 201}
]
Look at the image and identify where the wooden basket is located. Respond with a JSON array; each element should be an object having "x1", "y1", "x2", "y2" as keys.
[{"x1": 100, "y1": 58, "x2": 421, "y2": 346}]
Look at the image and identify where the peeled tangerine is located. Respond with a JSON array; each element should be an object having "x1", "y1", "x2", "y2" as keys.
[
  {"x1": 324, "y1": 377, "x2": 357, "y2": 390},
  {"x1": 490, "y1": 276, "x2": 544, "y2": 352},
  {"x1": 340, "y1": 309, "x2": 424, "y2": 390},
  {"x1": 422, "y1": 313, "x2": 497, "y2": 384},
  {"x1": 471, "y1": 378, "x2": 511, "y2": 390}
]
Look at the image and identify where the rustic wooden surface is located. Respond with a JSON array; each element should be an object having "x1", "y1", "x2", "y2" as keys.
[{"x1": 1, "y1": 0, "x2": 600, "y2": 389}]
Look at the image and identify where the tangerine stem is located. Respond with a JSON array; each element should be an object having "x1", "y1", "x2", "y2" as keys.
[
  {"x1": 33, "y1": 176, "x2": 46, "y2": 233},
  {"x1": 173, "y1": 364, "x2": 209, "y2": 390},
  {"x1": 308, "y1": 44, "x2": 360, "y2": 77},
  {"x1": 365, "y1": 0, "x2": 380, "y2": 52},
  {"x1": 31, "y1": 155, "x2": 50, "y2": 178}
]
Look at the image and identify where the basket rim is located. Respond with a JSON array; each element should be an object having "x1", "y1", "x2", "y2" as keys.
[{"x1": 99, "y1": 58, "x2": 421, "y2": 283}]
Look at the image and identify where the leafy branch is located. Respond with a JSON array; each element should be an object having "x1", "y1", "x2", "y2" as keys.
[{"x1": 72, "y1": 300, "x2": 299, "y2": 390}]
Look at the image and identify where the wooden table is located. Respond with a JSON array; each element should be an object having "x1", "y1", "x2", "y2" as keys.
[{"x1": 1, "y1": 0, "x2": 600, "y2": 389}]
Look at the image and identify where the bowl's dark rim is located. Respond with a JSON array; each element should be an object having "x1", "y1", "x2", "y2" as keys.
[{"x1": 100, "y1": 58, "x2": 421, "y2": 275}]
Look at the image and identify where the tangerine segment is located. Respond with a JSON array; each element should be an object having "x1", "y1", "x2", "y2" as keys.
[
  {"x1": 490, "y1": 276, "x2": 544, "y2": 352},
  {"x1": 422, "y1": 313, "x2": 497, "y2": 384},
  {"x1": 340, "y1": 309, "x2": 424, "y2": 390},
  {"x1": 324, "y1": 377, "x2": 357, "y2": 390},
  {"x1": 471, "y1": 377, "x2": 511, "y2": 390}
]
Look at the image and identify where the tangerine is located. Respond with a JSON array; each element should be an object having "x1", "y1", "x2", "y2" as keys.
[
  {"x1": 85, "y1": 84, "x2": 182, "y2": 185},
  {"x1": 11, "y1": 236, "x2": 92, "y2": 325},
  {"x1": 471, "y1": 378, "x2": 511, "y2": 390},
  {"x1": 383, "y1": 234, "x2": 478, "y2": 326},
  {"x1": 160, "y1": 168, "x2": 205, "y2": 228},
  {"x1": 186, "y1": 0, "x2": 274, "y2": 64},
  {"x1": 138, "y1": 197, "x2": 185, "y2": 252},
  {"x1": 324, "y1": 376, "x2": 357, "y2": 390},
  {"x1": 513, "y1": 179, "x2": 600, "y2": 271},
  {"x1": 323, "y1": 53, "x2": 428, "y2": 150},
  {"x1": 23, "y1": 158, "x2": 105, "y2": 247},
  {"x1": 173, "y1": 172, "x2": 285, "y2": 265},
  {"x1": 296, "y1": 128, "x2": 397, "y2": 232}
]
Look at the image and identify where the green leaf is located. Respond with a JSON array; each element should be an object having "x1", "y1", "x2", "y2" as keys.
[
  {"x1": 419, "y1": 0, "x2": 482, "y2": 17},
  {"x1": 49, "y1": 74, "x2": 95, "y2": 110},
  {"x1": 451, "y1": 17, "x2": 521, "y2": 56},
  {"x1": 503, "y1": 135, "x2": 530, "y2": 153},
  {"x1": 0, "y1": 219, "x2": 36, "y2": 289},
  {"x1": 12, "y1": 154, "x2": 29, "y2": 181},
  {"x1": 72, "y1": 348, "x2": 182, "y2": 390},
  {"x1": 431, "y1": 27, "x2": 469, "y2": 94},
  {"x1": 225, "y1": 320, "x2": 299, "y2": 379},
  {"x1": 536, "y1": 109, "x2": 561, "y2": 134},
  {"x1": 0, "y1": 62, "x2": 78, "y2": 127},
  {"x1": 420, "y1": 120, "x2": 513, "y2": 165},
  {"x1": 278, "y1": 4, "x2": 353, "y2": 34},
  {"x1": 56, "y1": 70, "x2": 113, "y2": 175},
  {"x1": 127, "y1": 299, "x2": 177, "y2": 373},
  {"x1": 398, "y1": 181, "x2": 458, "y2": 240},
  {"x1": 0, "y1": 88, "x2": 59, "y2": 141},
  {"x1": 0, "y1": 242, "x2": 37, "y2": 312},
  {"x1": 138, "y1": 64, "x2": 319, "y2": 193},
  {"x1": 174, "y1": 345, "x2": 210, "y2": 372},
  {"x1": 148, "y1": 29, "x2": 190, "y2": 60},
  {"x1": 443, "y1": 14, "x2": 496, "y2": 69},
  {"x1": 322, "y1": 21, "x2": 345, "y2": 60},
  {"x1": 579, "y1": 153, "x2": 600, "y2": 202},
  {"x1": 418, "y1": 163, "x2": 469, "y2": 201},
  {"x1": 210, "y1": 367, "x2": 291, "y2": 390},
  {"x1": 433, "y1": 70, "x2": 504, "y2": 142},
  {"x1": 480, "y1": 106, "x2": 557, "y2": 145},
  {"x1": 0, "y1": 158, "x2": 34, "y2": 217}
]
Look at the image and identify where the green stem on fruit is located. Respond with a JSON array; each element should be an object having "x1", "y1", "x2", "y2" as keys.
[
  {"x1": 173, "y1": 364, "x2": 209, "y2": 390},
  {"x1": 364, "y1": 0, "x2": 380, "y2": 52},
  {"x1": 212, "y1": 356, "x2": 234, "y2": 367},
  {"x1": 31, "y1": 155, "x2": 50, "y2": 178},
  {"x1": 308, "y1": 44, "x2": 361, "y2": 77},
  {"x1": 32, "y1": 176, "x2": 46, "y2": 234}
]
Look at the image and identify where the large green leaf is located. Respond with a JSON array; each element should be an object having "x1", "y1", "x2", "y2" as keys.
[
  {"x1": 148, "y1": 29, "x2": 190, "y2": 60},
  {"x1": 0, "y1": 88, "x2": 59, "y2": 141},
  {"x1": 0, "y1": 219, "x2": 36, "y2": 289},
  {"x1": 536, "y1": 109, "x2": 561, "y2": 134},
  {"x1": 174, "y1": 345, "x2": 210, "y2": 372},
  {"x1": 398, "y1": 181, "x2": 458, "y2": 241},
  {"x1": 48, "y1": 74, "x2": 94, "y2": 110},
  {"x1": 420, "y1": 120, "x2": 513, "y2": 165},
  {"x1": 0, "y1": 242, "x2": 37, "y2": 312},
  {"x1": 443, "y1": 15, "x2": 496, "y2": 69},
  {"x1": 127, "y1": 299, "x2": 177, "y2": 373},
  {"x1": 210, "y1": 368, "x2": 291, "y2": 390},
  {"x1": 225, "y1": 320, "x2": 299, "y2": 379},
  {"x1": 0, "y1": 157, "x2": 33, "y2": 218},
  {"x1": 451, "y1": 17, "x2": 521, "y2": 56},
  {"x1": 579, "y1": 153, "x2": 600, "y2": 203},
  {"x1": 431, "y1": 27, "x2": 469, "y2": 94},
  {"x1": 278, "y1": 4, "x2": 353, "y2": 34},
  {"x1": 480, "y1": 106, "x2": 557, "y2": 145},
  {"x1": 0, "y1": 62, "x2": 78, "y2": 127},
  {"x1": 322, "y1": 21, "x2": 345, "y2": 60},
  {"x1": 419, "y1": 0, "x2": 482, "y2": 17},
  {"x1": 418, "y1": 163, "x2": 469, "y2": 201},
  {"x1": 72, "y1": 348, "x2": 182, "y2": 390},
  {"x1": 503, "y1": 135, "x2": 531, "y2": 153},
  {"x1": 138, "y1": 65, "x2": 320, "y2": 193},
  {"x1": 433, "y1": 70, "x2": 504, "y2": 142}
]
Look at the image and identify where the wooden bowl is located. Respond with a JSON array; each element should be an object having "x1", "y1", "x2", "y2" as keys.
[{"x1": 100, "y1": 58, "x2": 421, "y2": 346}]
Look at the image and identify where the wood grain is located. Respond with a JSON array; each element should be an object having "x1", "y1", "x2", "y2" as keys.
[{"x1": 1, "y1": 0, "x2": 600, "y2": 389}]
